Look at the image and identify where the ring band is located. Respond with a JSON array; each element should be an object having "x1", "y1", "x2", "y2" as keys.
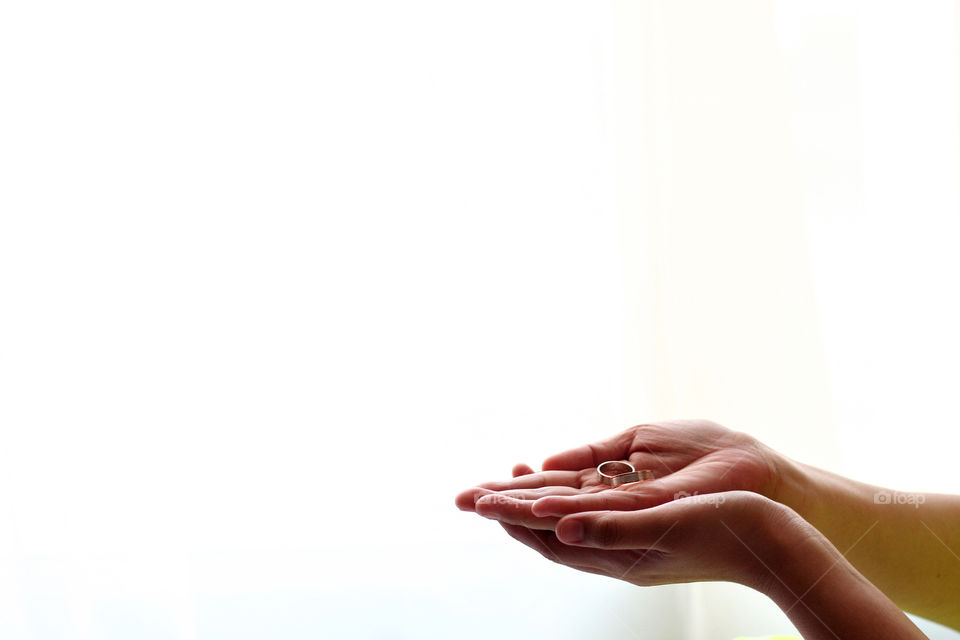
[{"x1": 598, "y1": 460, "x2": 655, "y2": 487}]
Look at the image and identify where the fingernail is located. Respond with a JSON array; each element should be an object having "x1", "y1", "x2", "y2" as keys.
[{"x1": 557, "y1": 519, "x2": 584, "y2": 544}]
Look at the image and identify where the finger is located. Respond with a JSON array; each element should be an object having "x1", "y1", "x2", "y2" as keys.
[
  {"x1": 533, "y1": 488, "x2": 658, "y2": 517},
  {"x1": 455, "y1": 486, "x2": 490, "y2": 512},
  {"x1": 476, "y1": 470, "x2": 583, "y2": 491},
  {"x1": 457, "y1": 468, "x2": 589, "y2": 512},
  {"x1": 475, "y1": 493, "x2": 559, "y2": 530},
  {"x1": 456, "y1": 480, "x2": 576, "y2": 512},
  {"x1": 475, "y1": 487, "x2": 589, "y2": 526},
  {"x1": 498, "y1": 522, "x2": 558, "y2": 558},
  {"x1": 495, "y1": 486, "x2": 590, "y2": 501},
  {"x1": 541, "y1": 427, "x2": 639, "y2": 471},
  {"x1": 497, "y1": 522, "x2": 631, "y2": 575},
  {"x1": 456, "y1": 486, "x2": 533, "y2": 512},
  {"x1": 533, "y1": 463, "x2": 735, "y2": 517},
  {"x1": 556, "y1": 507, "x2": 678, "y2": 550},
  {"x1": 512, "y1": 463, "x2": 536, "y2": 477}
]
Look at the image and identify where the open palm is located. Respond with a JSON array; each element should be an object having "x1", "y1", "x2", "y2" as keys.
[{"x1": 455, "y1": 419, "x2": 782, "y2": 530}]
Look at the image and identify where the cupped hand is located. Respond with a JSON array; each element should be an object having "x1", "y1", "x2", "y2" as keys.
[
  {"x1": 499, "y1": 490, "x2": 798, "y2": 590},
  {"x1": 455, "y1": 419, "x2": 784, "y2": 529}
]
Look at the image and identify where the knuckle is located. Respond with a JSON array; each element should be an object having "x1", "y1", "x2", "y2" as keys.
[{"x1": 595, "y1": 514, "x2": 621, "y2": 547}]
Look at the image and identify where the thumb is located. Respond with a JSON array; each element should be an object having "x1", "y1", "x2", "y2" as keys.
[
  {"x1": 512, "y1": 463, "x2": 536, "y2": 477},
  {"x1": 556, "y1": 508, "x2": 678, "y2": 550}
]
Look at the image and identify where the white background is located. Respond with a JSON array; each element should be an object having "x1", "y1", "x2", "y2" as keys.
[{"x1": 1, "y1": 1, "x2": 959, "y2": 638}]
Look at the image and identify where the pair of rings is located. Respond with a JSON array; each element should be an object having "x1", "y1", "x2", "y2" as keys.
[{"x1": 597, "y1": 461, "x2": 655, "y2": 487}]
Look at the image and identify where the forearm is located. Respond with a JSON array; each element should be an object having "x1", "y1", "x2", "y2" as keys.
[
  {"x1": 757, "y1": 509, "x2": 928, "y2": 640},
  {"x1": 774, "y1": 456, "x2": 960, "y2": 629}
]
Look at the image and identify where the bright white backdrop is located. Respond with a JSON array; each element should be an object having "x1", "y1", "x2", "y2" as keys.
[{"x1": 0, "y1": 1, "x2": 959, "y2": 639}]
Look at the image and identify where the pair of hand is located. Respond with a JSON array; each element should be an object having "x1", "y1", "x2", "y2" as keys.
[{"x1": 455, "y1": 419, "x2": 801, "y2": 590}]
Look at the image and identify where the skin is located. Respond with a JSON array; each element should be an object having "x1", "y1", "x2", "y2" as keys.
[
  {"x1": 456, "y1": 419, "x2": 959, "y2": 633},
  {"x1": 494, "y1": 488, "x2": 925, "y2": 639}
]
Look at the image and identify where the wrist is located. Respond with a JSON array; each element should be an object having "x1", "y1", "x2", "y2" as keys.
[
  {"x1": 780, "y1": 460, "x2": 885, "y2": 549},
  {"x1": 753, "y1": 440, "x2": 818, "y2": 514},
  {"x1": 767, "y1": 451, "x2": 875, "y2": 531},
  {"x1": 766, "y1": 452, "x2": 815, "y2": 519},
  {"x1": 749, "y1": 502, "x2": 928, "y2": 639},
  {"x1": 736, "y1": 499, "x2": 819, "y2": 594}
]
